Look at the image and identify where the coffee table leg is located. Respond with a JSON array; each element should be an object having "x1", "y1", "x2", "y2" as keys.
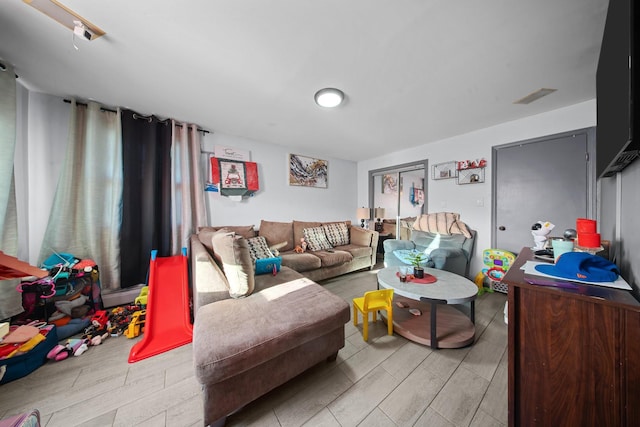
[
  {"x1": 470, "y1": 300, "x2": 475, "y2": 324},
  {"x1": 421, "y1": 297, "x2": 447, "y2": 349},
  {"x1": 430, "y1": 301, "x2": 438, "y2": 349}
]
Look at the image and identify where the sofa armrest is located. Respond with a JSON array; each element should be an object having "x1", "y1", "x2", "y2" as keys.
[
  {"x1": 350, "y1": 226, "x2": 375, "y2": 246},
  {"x1": 350, "y1": 226, "x2": 378, "y2": 268}
]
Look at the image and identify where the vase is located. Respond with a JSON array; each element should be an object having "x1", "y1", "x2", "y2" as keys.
[{"x1": 413, "y1": 266, "x2": 424, "y2": 279}]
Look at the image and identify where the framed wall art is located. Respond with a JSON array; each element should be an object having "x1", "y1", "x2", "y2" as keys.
[
  {"x1": 289, "y1": 154, "x2": 328, "y2": 188},
  {"x1": 382, "y1": 174, "x2": 398, "y2": 193}
]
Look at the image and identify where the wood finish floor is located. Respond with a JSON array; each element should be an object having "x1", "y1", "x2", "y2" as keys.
[{"x1": 0, "y1": 266, "x2": 508, "y2": 427}]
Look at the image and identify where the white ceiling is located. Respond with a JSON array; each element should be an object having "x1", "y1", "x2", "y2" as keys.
[{"x1": 0, "y1": 0, "x2": 608, "y2": 161}]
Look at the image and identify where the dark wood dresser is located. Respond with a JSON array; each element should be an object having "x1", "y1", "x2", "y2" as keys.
[{"x1": 503, "y1": 248, "x2": 640, "y2": 426}]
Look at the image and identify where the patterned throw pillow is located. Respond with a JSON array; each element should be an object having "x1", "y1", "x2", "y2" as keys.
[
  {"x1": 323, "y1": 222, "x2": 349, "y2": 246},
  {"x1": 246, "y1": 236, "x2": 274, "y2": 261},
  {"x1": 303, "y1": 227, "x2": 334, "y2": 251}
]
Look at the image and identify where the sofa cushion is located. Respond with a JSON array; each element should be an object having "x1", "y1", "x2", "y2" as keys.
[
  {"x1": 246, "y1": 236, "x2": 274, "y2": 261},
  {"x1": 253, "y1": 266, "x2": 305, "y2": 292},
  {"x1": 322, "y1": 222, "x2": 350, "y2": 246},
  {"x1": 303, "y1": 227, "x2": 333, "y2": 251},
  {"x1": 279, "y1": 252, "x2": 322, "y2": 272},
  {"x1": 193, "y1": 278, "x2": 350, "y2": 385},
  {"x1": 293, "y1": 221, "x2": 322, "y2": 247},
  {"x1": 313, "y1": 250, "x2": 353, "y2": 267},
  {"x1": 336, "y1": 244, "x2": 372, "y2": 259},
  {"x1": 211, "y1": 231, "x2": 255, "y2": 298},
  {"x1": 259, "y1": 220, "x2": 294, "y2": 252}
]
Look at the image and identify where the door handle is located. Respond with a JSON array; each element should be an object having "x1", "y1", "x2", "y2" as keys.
[{"x1": 498, "y1": 226, "x2": 506, "y2": 231}]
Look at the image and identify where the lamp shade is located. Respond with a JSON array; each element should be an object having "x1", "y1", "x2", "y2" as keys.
[
  {"x1": 374, "y1": 208, "x2": 385, "y2": 219},
  {"x1": 356, "y1": 207, "x2": 370, "y2": 220}
]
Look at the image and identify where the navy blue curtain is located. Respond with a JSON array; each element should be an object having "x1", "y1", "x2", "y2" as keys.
[{"x1": 120, "y1": 110, "x2": 172, "y2": 288}]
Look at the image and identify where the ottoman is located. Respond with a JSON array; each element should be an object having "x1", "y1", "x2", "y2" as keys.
[{"x1": 193, "y1": 277, "x2": 350, "y2": 426}]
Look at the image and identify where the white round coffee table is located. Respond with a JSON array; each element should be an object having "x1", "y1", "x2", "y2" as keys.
[{"x1": 377, "y1": 267, "x2": 478, "y2": 349}]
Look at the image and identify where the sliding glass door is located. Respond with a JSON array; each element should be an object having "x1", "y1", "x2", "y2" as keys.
[{"x1": 369, "y1": 160, "x2": 427, "y2": 237}]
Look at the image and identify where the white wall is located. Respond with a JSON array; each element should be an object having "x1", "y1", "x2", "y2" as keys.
[
  {"x1": 600, "y1": 158, "x2": 640, "y2": 288},
  {"x1": 201, "y1": 132, "x2": 358, "y2": 227},
  {"x1": 358, "y1": 100, "x2": 597, "y2": 278},
  {"x1": 618, "y1": 160, "x2": 640, "y2": 287}
]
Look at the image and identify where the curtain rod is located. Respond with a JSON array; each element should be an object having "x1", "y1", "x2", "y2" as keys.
[{"x1": 63, "y1": 99, "x2": 210, "y2": 133}]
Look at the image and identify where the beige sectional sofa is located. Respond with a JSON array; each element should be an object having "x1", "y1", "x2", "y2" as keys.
[
  {"x1": 190, "y1": 220, "x2": 378, "y2": 426},
  {"x1": 257, "y1": 219, "x2": 379, "y2": 282}
]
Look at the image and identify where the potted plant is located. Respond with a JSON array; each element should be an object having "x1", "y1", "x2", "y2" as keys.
[{"x1": 406, "y1": 251, "x2": 427, "y2": 279}]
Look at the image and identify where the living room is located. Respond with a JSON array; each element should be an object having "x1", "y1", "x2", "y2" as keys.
[{"x1": 2, "y1": 0, "x2": 640, "y2": 426}]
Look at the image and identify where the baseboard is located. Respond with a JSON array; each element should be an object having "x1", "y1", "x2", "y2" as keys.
[{"x1": 102, "y1": 284, "x2": 145, "y2": 308}]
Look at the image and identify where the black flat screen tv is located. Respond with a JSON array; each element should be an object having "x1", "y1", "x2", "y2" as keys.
[{"x1": 596, "y1": 0, "x2": 639, "y2": 178}]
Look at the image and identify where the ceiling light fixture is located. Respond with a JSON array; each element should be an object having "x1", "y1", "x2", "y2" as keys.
[
  {"x1": 314, "y1": 88, "x2": 345, "y2": 108},
  {"x1": 513, "y1": 88, "x2": 557, "y2": 105},
  {"x1": 23, "y1": 0, "x2": 105, "y2": 40}
]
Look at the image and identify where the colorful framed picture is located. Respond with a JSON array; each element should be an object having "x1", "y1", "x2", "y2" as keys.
[
  {"x1": 382, "y1": 174, "x2": 398, "y2": 193},
  {"x1": 289, "y1": 154, "x2": 328, "y2": 188}
]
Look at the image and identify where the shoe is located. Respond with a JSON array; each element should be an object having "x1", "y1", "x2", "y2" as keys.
[{"x1": 46, "y1": 345, "x2": 72, "y2": 361}]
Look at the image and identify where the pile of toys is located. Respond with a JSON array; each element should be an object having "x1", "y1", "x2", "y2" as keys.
[{"x1": 45, "y1": 301, "x2": 147, "y2": 363}]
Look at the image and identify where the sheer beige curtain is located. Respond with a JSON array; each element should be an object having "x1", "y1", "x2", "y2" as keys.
[
  {"x1": 38, "y1": 101, "x2": 123, "y2": 291},
  {"x1": 0, "y1": 61, "x2": 20, "y2": 319},
  {"x1": 171, "y1": 121, "x2": 206, "y2": 254}
]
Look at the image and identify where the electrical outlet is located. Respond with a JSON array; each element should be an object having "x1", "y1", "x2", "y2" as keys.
[{"x1": 476, "y1": 198, "x2": 484, "y2": 207}]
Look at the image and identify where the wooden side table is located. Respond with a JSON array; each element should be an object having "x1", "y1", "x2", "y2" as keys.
[{"x1": 376, "y1": 233, "x2": 392, "y2": 255}]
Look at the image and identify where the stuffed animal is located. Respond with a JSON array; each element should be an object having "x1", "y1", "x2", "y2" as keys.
[{"x1": 294, "y1": 238, "x2": 308, "y2": 253}]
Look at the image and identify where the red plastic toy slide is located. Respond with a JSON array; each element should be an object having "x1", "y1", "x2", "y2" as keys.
[{"x1": 128, "y1": 249, "x2": 192, "y2": 363}]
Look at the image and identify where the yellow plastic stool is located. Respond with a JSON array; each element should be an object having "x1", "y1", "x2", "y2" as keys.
[{"x1": 352, "y1": 289, "x2": 394, "y2": 341}]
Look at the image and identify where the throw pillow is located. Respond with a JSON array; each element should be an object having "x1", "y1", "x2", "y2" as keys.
[
  {"x1": 293, "y1": 220, "x2": 322, "y2": 248},
  {"x1": 303, "y1": 227, "x2": 333, "y2": 251},
  {"x1": 210, "y1": 231, "x2": 255, "y2": 298},
  {"x1": 246, "y1": 236, "x2": 274, "y2": 261},
  {"x1": 322, "y1": 222, "x2": 350, "y2": 246}
]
